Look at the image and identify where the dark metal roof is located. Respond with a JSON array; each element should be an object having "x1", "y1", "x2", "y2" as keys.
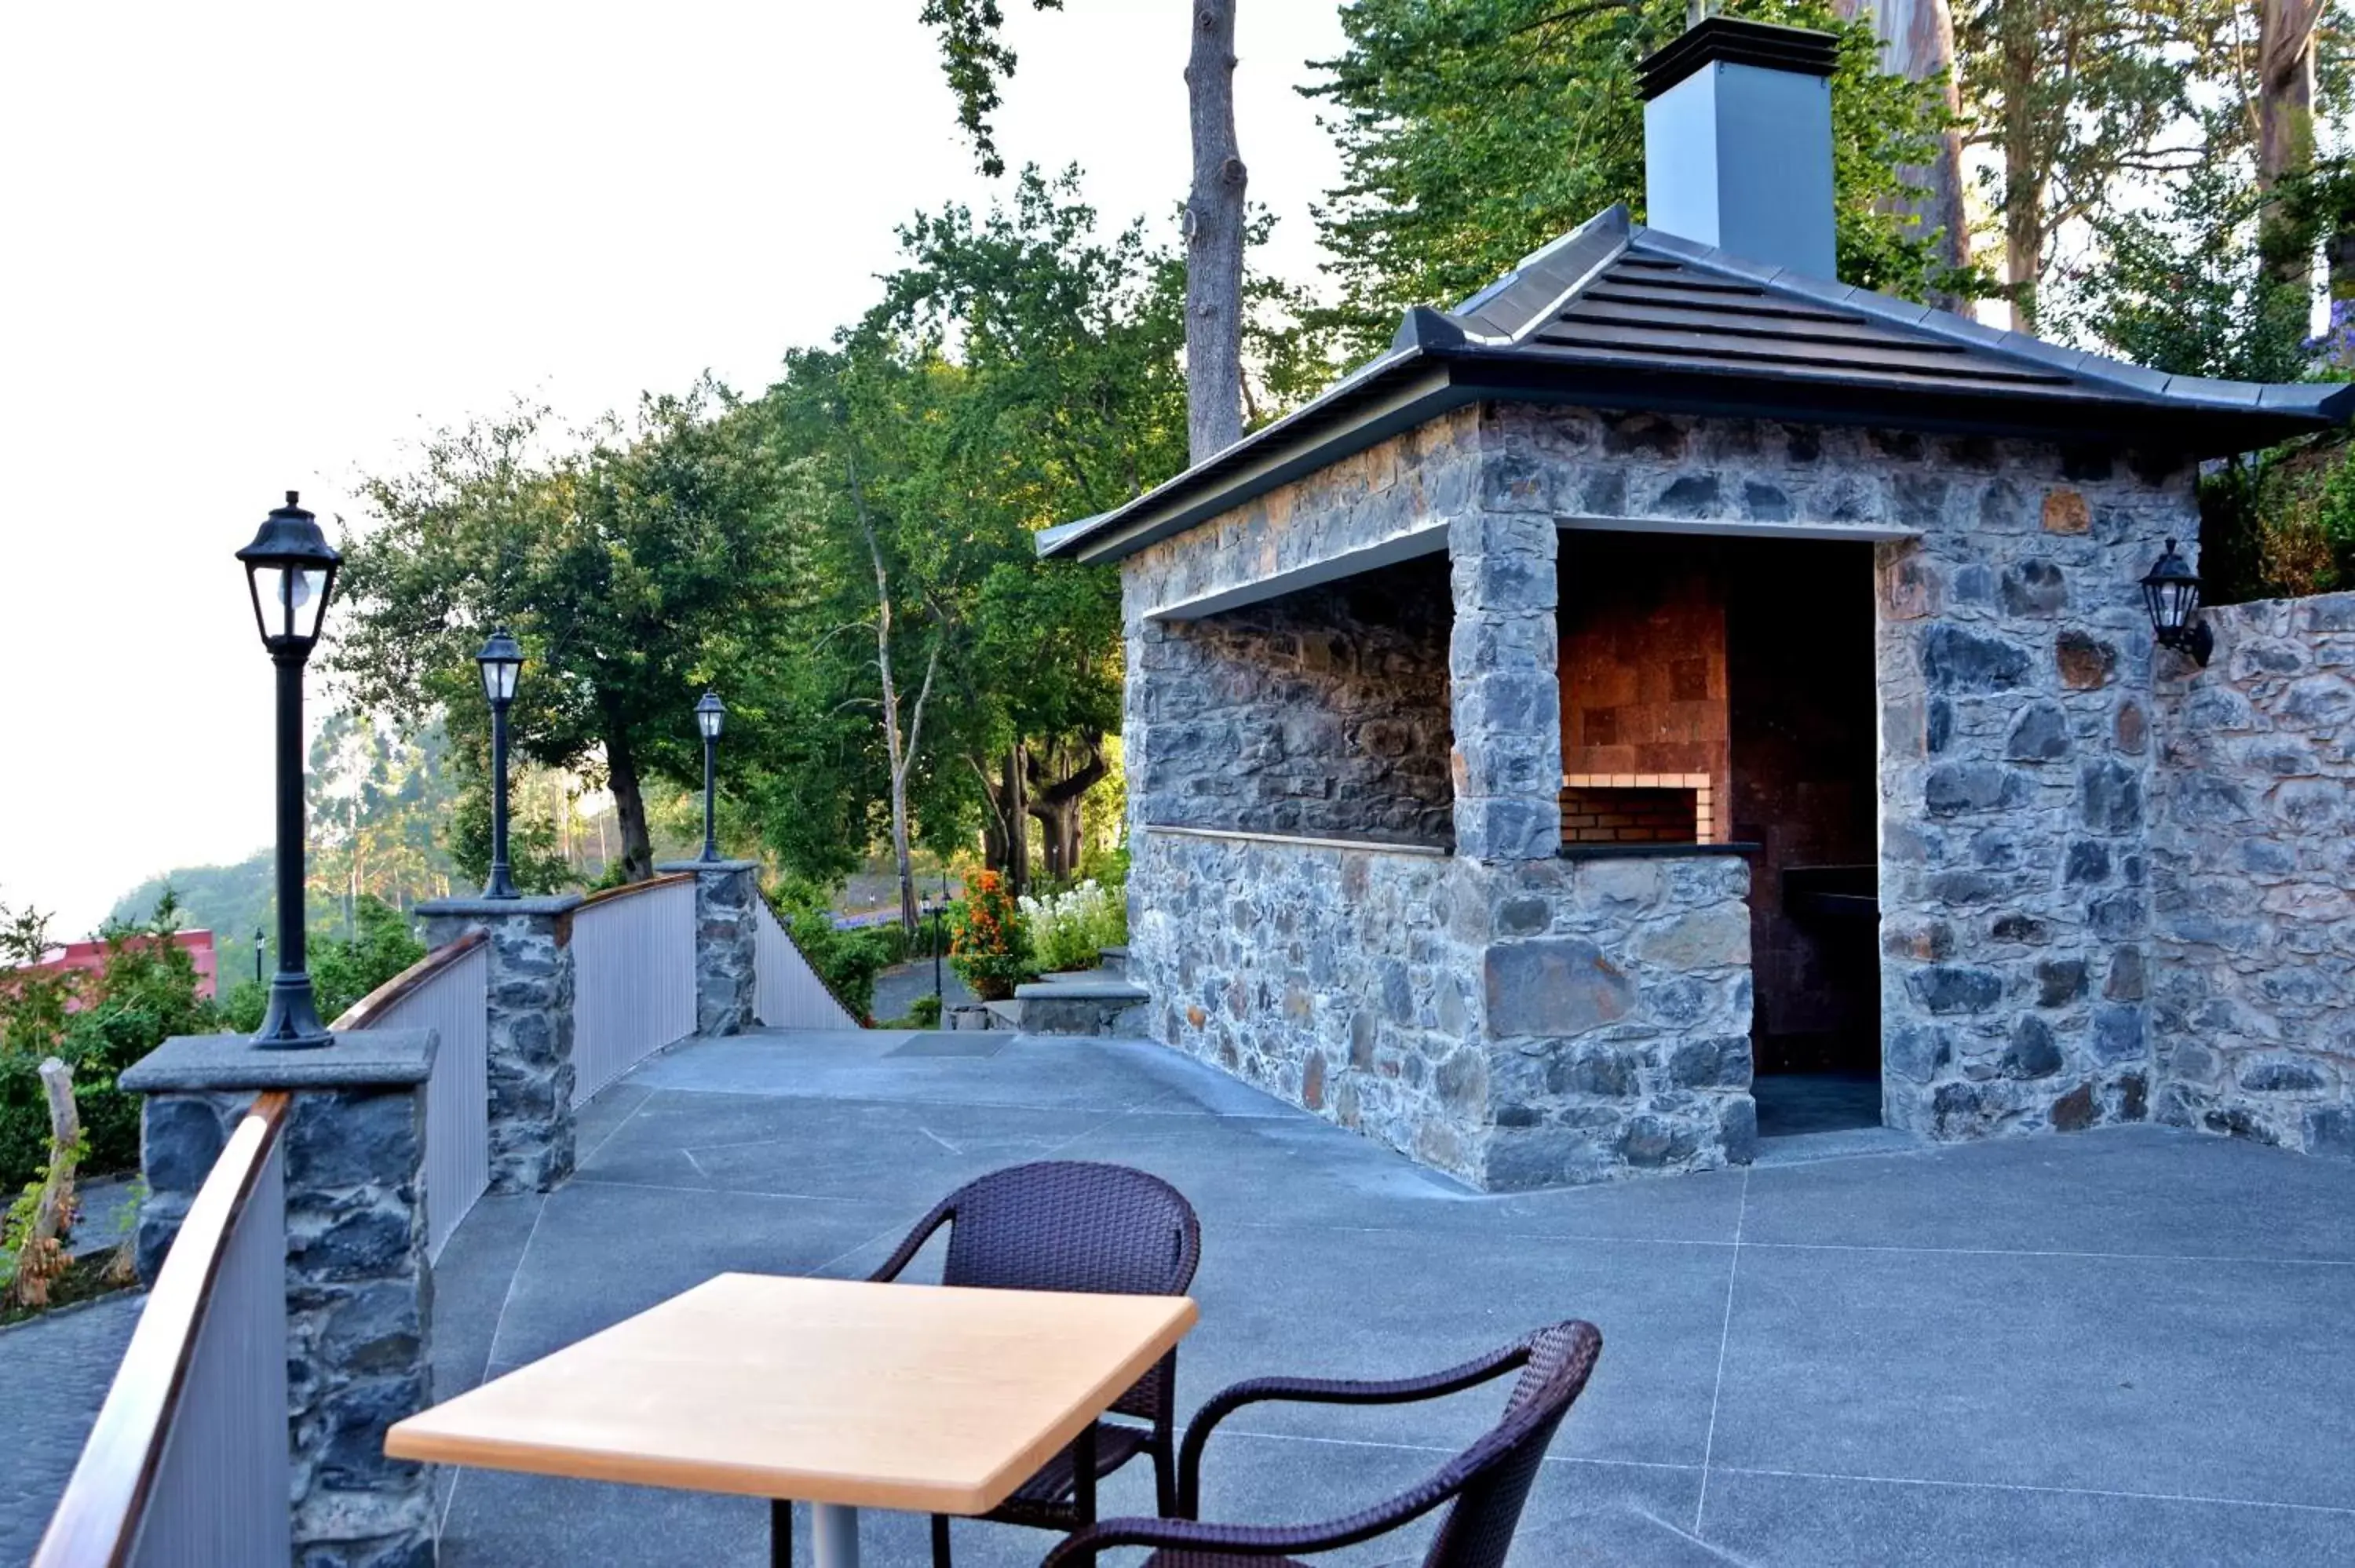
[{"x1": 1042, "y1": 206, "x2": 2355, "y2": 566}]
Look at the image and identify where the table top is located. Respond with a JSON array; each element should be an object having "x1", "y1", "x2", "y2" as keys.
[{"x1": 384, "y1": 1273, "x2": 1199, "y2": 1515}]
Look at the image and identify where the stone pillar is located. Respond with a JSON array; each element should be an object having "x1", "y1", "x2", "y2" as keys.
[
  {"x1": 122, "y1": 1029, "x2": 438, "y2": 1568},
  {"x1": 658, "y1": 859, "x2": 761, "y2": 1037},
  {"x1": 416, "y1": 892, "x2": 583, "y2": 1192},
  {"x1": 1448, "y1": 512, "x2": 1564, "y2": 861}
]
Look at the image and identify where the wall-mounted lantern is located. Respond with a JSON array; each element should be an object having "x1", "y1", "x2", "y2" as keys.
[
  {"x1": 694, "y1": 691, "x2": 727, "y2": 862},
  {"x1": 475, "y1": 628, "x2": 526, "y2": 898},
  {"x1": 236, "y1": 490, "x2": 341, "y2": 1049},
  {"x1": 2141, "y1": 538, "x2": 2212, "y2": 667}
]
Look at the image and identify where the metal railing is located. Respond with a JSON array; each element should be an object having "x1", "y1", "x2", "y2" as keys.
[
  {"x1": 335, "y1": 932, "x2": 491, "y2": 1260},
  {"x1": 571, "y1": 873, "x2": 696, "y2": 1103},
  {"x1": 35, "y1": 1094, "x2": 294, "y2": 1568},
  {"x1": 754, "y1": 898, "x2": 860, "y2": 1029}
]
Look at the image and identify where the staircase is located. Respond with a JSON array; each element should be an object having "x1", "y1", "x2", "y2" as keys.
[{"x1": 954, "y1": 948, "x2": 1148, "y2": 1037}]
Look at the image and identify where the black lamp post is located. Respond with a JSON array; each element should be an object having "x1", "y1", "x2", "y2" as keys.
[
  {"x1": 253, "y1": 925, "x2": 265, "y2": 987},
  {"x1": 2141, "y1": 538, "x2": 2213, "y2": 667},
  {"x1": 476, "y1": 629, "x2": 525, "y2": 898},
  {"x1": 695, "y1": 692, "x2": 727, "y2": 862},
  {"x1": 922, "y1": 895, "x2": 947, "y2": 1008},
  {"x1": 236, "y1": 491, "x2": 341, "y2": 1050}
]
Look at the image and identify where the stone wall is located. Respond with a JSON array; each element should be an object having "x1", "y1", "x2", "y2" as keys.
[
  {"x1": 1131, "y1": 558, "x2": 1455, "y2": 843},
  {"x1": 1121, "y1": 397, "x2": 2197, "y2": 1181},
  {"x1": 1479, "y1": 852, "x2": 1755, "y2": 1187},
  {"x1": 2151, "y1": 592, "x2": 2355, "y2": 1159},
  {"x1": 1487, "y1": 404, "x2": 2195, "y2": 1139},
  {"x1": 1131, "y1": 827, "x2": 1753, "y2": 1189},
  {"x1": 1132, "y1": 829, "x2": 1485, "y2": 1180}
]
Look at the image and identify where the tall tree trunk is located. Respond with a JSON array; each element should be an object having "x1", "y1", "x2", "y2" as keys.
[
  {"x1": 604, "y1": 723, "x2": 655, "y2": 882},
  {"x1": 846, "y1": 449, "x2": 941, "y2": 936},
  {"x1": 1026, "y1": 736, "x2": 1108, "y2": 884},
  {"x1": 1836, "y1": 0, "x2": 1972, "y2": 301},
  {"x1": 1996, "y1": 0, "x2": 2044, "y2": 330},
  {"x1": 1002, "y1": 742, "x2": 1029, "y2": 898},
  {"x1": 1184, "y1": 0, "x2": 1247, "y2": 465},
  {"x1": 2255, "y1": 0, "x2": 2324, "y2": 290}
]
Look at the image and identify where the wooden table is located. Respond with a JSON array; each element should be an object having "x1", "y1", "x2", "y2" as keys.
[{"x1": 385, "y1": 1272, "x2": 1199, "y2": 1567}]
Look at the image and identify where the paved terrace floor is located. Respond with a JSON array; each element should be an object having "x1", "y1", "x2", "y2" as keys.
[{"x1": 410, "y1": 1028, "x2": 2355, "y2": 1567}]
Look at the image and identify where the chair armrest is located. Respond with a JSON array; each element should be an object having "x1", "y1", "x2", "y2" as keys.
[
  {"x1": 865, "y1": 1197, "x2": 955, "y2": 1283},
  {"x1": 1175, "y1": 1341, "x2": 1528, "y2": 1516}
]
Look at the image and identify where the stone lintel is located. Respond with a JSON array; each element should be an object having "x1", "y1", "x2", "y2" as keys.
[
  {"x1": 122, "y1": 1028, "x2": 436, "y2": 1093},
  {"x1": 414, "y1": 892, "x2": 586, "y2": 919}
]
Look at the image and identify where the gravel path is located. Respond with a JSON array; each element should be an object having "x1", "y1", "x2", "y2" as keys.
[{"x1": 0, "y1": 1292, "x2": 141, "y2": 1564}]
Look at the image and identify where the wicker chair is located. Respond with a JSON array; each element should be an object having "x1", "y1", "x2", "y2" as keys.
[
  {"x1": 1034, "y1": 1320, "x2": 1605, "y2": 1568},
  {"x1": 848, "y1": 1160, "x2": 1203, "y2": 1568}
]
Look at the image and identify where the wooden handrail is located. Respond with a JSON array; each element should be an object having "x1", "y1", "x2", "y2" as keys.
[
  {"x1": 33, "y1": 1091, "x2": 293, "y2": 1568},
  {"x1": 330, "y1": 929, "x2": 490, "y2": 1033},
  {"x1": 576, "y1": 871, "x2": 697, "y2": 912}
]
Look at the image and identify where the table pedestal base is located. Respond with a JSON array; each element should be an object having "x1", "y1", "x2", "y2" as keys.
[{"x1": 811, "y1": 1501, "x2": 860, "y2": 1567}]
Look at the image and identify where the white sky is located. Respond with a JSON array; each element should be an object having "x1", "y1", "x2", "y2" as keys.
[{"x1": 0, "y1": 1, "x2": 1349, "y2": 939}]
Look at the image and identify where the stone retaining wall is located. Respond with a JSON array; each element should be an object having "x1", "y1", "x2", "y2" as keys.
[
  {"x1": 2151, "y1": 592, "x2": 2355, "y2": 1158},
  {"x1": 1132, "y1": 828, "x2": 1753, "y2": 1189}
]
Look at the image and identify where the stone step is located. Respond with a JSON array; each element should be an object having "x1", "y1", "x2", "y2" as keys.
[{"x1": 1010, "y1": 978, "x2": 1152, "y2": 1037}]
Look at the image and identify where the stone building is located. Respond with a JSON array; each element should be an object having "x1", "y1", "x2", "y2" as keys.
[{"x1": 1042, "y1": 19, "x2": 2355, "y2": 1188}]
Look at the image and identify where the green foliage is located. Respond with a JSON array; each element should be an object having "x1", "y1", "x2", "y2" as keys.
[
  {"x1": 338, "y1": 382, "x2": 816, "y2": 882},
  {"x1": 920, "y1": 0, "x2": 1065, "y2": 178},
  {"x1": 753, "y1": 170, "x2": 1176, "y2": 883},
  {"x1": 1305, "y1": 0, "x2": 1973, "y2": 356},
  {"x1": 0, "y1": 894, "x2": 218, "y2": 1190},
  {"x1": 218, "y1": 895, "x2": 427, "y2": 1034},
  {"x1": 906, "y1": 994, "x2": 944, "y2": 1028},
  {"x1": 765, "y1": 880, "x2": 896, "y2": 1023},
  {"x1": 2066, "y1": 152, "x2": 2318, "y2": 388}
]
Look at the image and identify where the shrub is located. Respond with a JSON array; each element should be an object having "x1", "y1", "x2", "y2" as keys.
[
  {"x1": 947, "y1": 871, "x2": 1035, "y2": 1001},
  {"x1": 218, "y1": 895, "x2": 427, "y2": 1033},
  {"x1": 1017, "y1": 880, "x2": 1126, "y2": 974},
  {"x1": 765, "y1": 879, "x2": 894, "y2": 1023},
  {"x1": 1, "y1": 893, "x2": 219, "y2": 1187}
]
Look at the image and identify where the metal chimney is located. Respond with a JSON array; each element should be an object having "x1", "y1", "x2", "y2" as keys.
[{"x1": 1638, "y1": 18, "x2": 1839, "y2": 277}]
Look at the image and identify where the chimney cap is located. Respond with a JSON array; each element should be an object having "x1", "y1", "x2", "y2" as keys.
[{"x1": 1638, "y1": 16, "x2": 1838, "y2": 100}]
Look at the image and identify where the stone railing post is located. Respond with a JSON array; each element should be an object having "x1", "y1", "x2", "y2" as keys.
[
  {"x1": 1449, "y1": 512, "x2": 1564, "y2": 861},
  {"x1": 122, "y1": 1030, "x2": 438, "y2": 1568},
  {"x1": 658, "y1": 859, "x2": 760, "y2": 1037},
  {"x1": 415, "y1": 892, "x2": 584, "y2": 1193}
]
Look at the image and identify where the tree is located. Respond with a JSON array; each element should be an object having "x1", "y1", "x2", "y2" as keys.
[
  {"x1": 337, "y1": 386, "x2": 810, "y2": 881},
  {"x1": 1305, "y1": 0, "x2": 1974, "y2": 358},
  {"x1": 1833, "y1": 0, "x2": 1973, "y2": 294},
  {"x1": 1184, "y1": 0, "x2": 1247, "y2": 462},
  {"x1": 1954, "y1": 0, "x2": 2208, "y2": 327},
  {"x1": 922, "y1": 0, "x2": 1249, "y2": 461}
]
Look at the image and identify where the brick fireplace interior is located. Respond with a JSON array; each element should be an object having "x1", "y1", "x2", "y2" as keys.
[{"x1": 1559, "y1": 532, "x2": 1880, "y2": 1124}]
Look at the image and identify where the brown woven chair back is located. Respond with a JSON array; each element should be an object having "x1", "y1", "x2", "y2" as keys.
[{"x1": 927, "y1": 1161, "x2": 1202, "y2": 1426}]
